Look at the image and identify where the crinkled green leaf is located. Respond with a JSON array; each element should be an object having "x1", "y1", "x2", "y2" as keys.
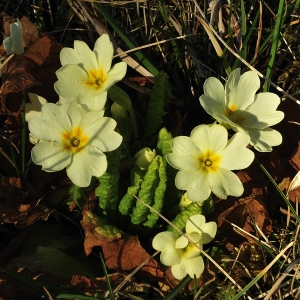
[
  {"x1": 157, "y1": 128, "x2": 180, "y2": 213},
  {"x1": 119, "y1": 182, "x2": 142, "y2": 215},
  {"x1": 167, "y1": 196, "x2": 214, "y2": 237},
  {"x1": 143, "y1": 72, "x2": 172, "y2": 143},
  {"x1": 157, "y1": 127, "x2": 173, "y2": 157},
  {"x1": 143, "y1": 156, "x2": 167, "y2": 228},
  {"x1": 130, "y1": 155, "x2": 160, "y2": 224},
  {"x1": 96, "y1": 147, "x2": 121, "y2": 216}
]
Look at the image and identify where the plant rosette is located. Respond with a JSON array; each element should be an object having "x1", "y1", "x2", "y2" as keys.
[
  {"x1": 3, "y1": 18, "x2": 24, "y2": 55},
  {"x1": 152, "y1": 214, "x2": 217, "y2": 280},
  {"x1": 54, "y1": 34, "x2": 127, "y2": 112},
  {"x1": 28, "y1": 100, "x2": 122, "y2": 187},
  {"x1": 166, "y1": 123, "x2": 254, "y2": 202},
  {"x1": 199, "y1": 68, "x2": 284, "y2": 152}
]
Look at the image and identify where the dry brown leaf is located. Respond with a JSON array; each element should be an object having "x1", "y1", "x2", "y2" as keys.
[
  {"x1": 214, "y1": 195, "x2": 272, "y2": 246},
  {"x1": 70, "y1": 273, "x2": 124, "y2": 291},
  {"x1": 102, "y1": 235, "x2": 164, "y2": 280},
  {"x1": 23, "y1": 36, "x2": 52, "y2": 66},
  {"x1": 20, "y1": 16, "x2": 43, "y2": 45},
  {"x1": 81, "y1": 211, "x2": 164, "y2": 280},
  {"x1": 1, "y1": 55, "x2": 40, "y2": 95}
]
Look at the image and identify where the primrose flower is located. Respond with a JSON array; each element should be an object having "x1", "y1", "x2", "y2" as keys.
[
  {"x1": 25, "y1": 93, "x2": 48, "y2": 122},
  {"x1": 3, "y1": 19, "x2": 24, "y2": 55},
  {"x1": 135, "y1": 148, "x2": 156, "y2": 169},
  {"x1": 152, "y1": 214, "x2": 217, "y2": 280},
  {"x1": 28, "y1": 100, "x2": 122, "y2": 187},
  {"x1": 54, "y1": 34, "x2": 127, "y2": 112},
  {"x1": 199, "y1": 68, "x2": 284, "y2": 152},
  {"x1": 166, "y1": 124, "x2": 254, "y2": 202}
]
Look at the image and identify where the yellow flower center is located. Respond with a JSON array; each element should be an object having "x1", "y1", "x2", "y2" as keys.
[
  {"x1": 198, "y1": 150, "x2": 221, "y2": 173},
  {"x1": 62, "y1": 126, "x2": 89, "y2": 154},
  {"x1": 223, "y1": 104, "x2": 246, "y2": 125},
  {"x1": 84, "y1": 68, "x2": 107, "y2": 91},
  {"x1": 182, "y1": 243, "x2": 201, "y2": 260}
]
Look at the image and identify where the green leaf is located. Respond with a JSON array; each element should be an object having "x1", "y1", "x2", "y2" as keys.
[
  {"x1": 111, "y1": 102, "x2": 132, "y2": 143},
  {"x1": 69, "y1": 184, "x2": 86, "y2": 211},
  {"x1": 130, "y1": 155, "x2": 161, "y2": 224},
  {"x1": 143, "y1": 156, "x2": 167, "y2": 228},
  {"x1": 157, "y1": 128, "x2": 180, "y2": 212},
  {"x1": 119, "y1": 182, "x2": 142, "y2": 216},
  {"x1": 108, "y1": 85, "x2": 132, "y2": 111},
  {"x1": 143, "y1": 72, "x2": 172, "y2": 144},
  {"x1": 157, "y1": 127, "x2": 172, "y2": 157},
  {"x1": 167, "y1": 197, "x2": 214, "y2": 237},
  {"x1": 96, "y1": 147, "x2": 121, "y2": 217}
]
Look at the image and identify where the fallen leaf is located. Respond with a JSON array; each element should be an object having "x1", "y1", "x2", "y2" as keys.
[
  {"x1": 81, "y1": 211, "x2": 164, "y2": 280},
  {"x1": 23, "y1": 36, "x2": 52, "y2": 66},
  {"x1": 1, "y1": 55, "x2": 40, "y2": 96},
  {"x1": 102, "y1": 235, "x2": 164, "y2": 280},
  {"x1": 214, "y1": 195, "x2": 272, "y2": 246},
  {"x1": 290, "y1": 141, "x2": 300, "y2": 171}
]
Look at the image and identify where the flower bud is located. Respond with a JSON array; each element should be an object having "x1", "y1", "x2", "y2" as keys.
[{"x1": 135, "y1": 147, "x2": 156, "y2": 170}]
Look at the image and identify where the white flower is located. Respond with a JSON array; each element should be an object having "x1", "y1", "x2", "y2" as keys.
[
  {"x1": 54, "y1": 34, "x2": 127, "y2": 112},
  {"x1": 166, "y1": 124, "x2": 254, "y2": 202},
  {"x1": 3, "y1": 19, "x2": 24, "y2": 55},
  {"x1": 152, "y1": 214, "x2": 217, "y2": 280},
  {"x1": 28, "y1": 100, "x2": 122, "y2": 187},
  {"x1": 135, "y1": 148, "x2": 156, "y2": 169},
  {"x1": 25, "y1": 93, "x2": 47, "y2": 122},
  {"x1": 199, "y1": 68, "x2": 284, "y2": 152}
]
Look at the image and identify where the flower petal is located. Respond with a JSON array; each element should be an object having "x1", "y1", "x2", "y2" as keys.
[
  {"x1": 3, "y1": 37, "x2": 13, "y2": 55},
  {"x1": 207, "y1": 168, "x2": 244, "y2": 199},
  {"x1": 67, "y1": 99, "x2": 86, "y2": 127},
  {"x1": 186, "y1": 215, "x2": 206, "y2": 234},
  {"x1": 102, "y1": 62, "x2": 127, "y2": 91},
  {"x1": 213, "y1": 113, "x2": 245, "y2": 133},
  {"x1": 166, "y1": 136, "x2": 201, "y2": 171},
  {"x1": 225, "y1": 69, "x2": 260, "y2": 110},
  {"x1": 94, "y1": 34, "x2": 114, "y2": 74},
  {"x1": 60, "y1": 47, "x2": 80, "y2": 66},
  {"x1": 247, "y1": 92, "x2": 281, "y2": 114},
  {"x1": 190, "y1": 124, "x2": 227, "y2": 153},
  {"x1": 176, "y1": 170, "x2": 211, "y2": 202},
  {"x1": 219, "y1": 132, "x2": 254, "y2": 170},
  {"x1": 247, "y1": 127, "x2": 283, "y2": 152},
  {"x1": 83, "y1": 117, "x2": 122, "y2": 152},
  {"x1": 185, "y1": 256, "x2": 204, "y2": 279},
  {"x1": 25, "y1": 93, "x2": 47, "y2": 122},
  {"x1": 67, "y1": 146, "x2": 107, "y2": 187},
  {"x1": 73, "y1": 40, "x2": 98, "y2": 72},
  {"x1": 241, "y1": 111, "x2": 284, "y2": 129},
  {"x1": 160, "y1": 248, "x2": 183, "y2": 266},
  {"x1": 199, "y1": 77, "x2": 225, "y2": 115},
  {"x1": 55, "y1": 65, "x2": 90, "y2": 98},
  {"x1": 175, "y1": 235, "x2": 189, "y2": 249},
  {"x1": 171, "y1": 260, "x2": 187, "y2": 280},
  {"x1": 175, "y1": 233, "x2": 201, "y2": 249},
  {"x1": 199, "y1": 222, "x2": 217, "y2": 244},
  {"x1": 78, "y1": 92, "x2": 107, "y2": 112},
  {"x1": 152, "y1": 231, "x2": 177, "y2": 251},
  {"x1": 29, "y1": 104, "x2": 71, "y2": 141},
  {"x1": 31, "y1": 142, "x2": 71, "y2": 171}
]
